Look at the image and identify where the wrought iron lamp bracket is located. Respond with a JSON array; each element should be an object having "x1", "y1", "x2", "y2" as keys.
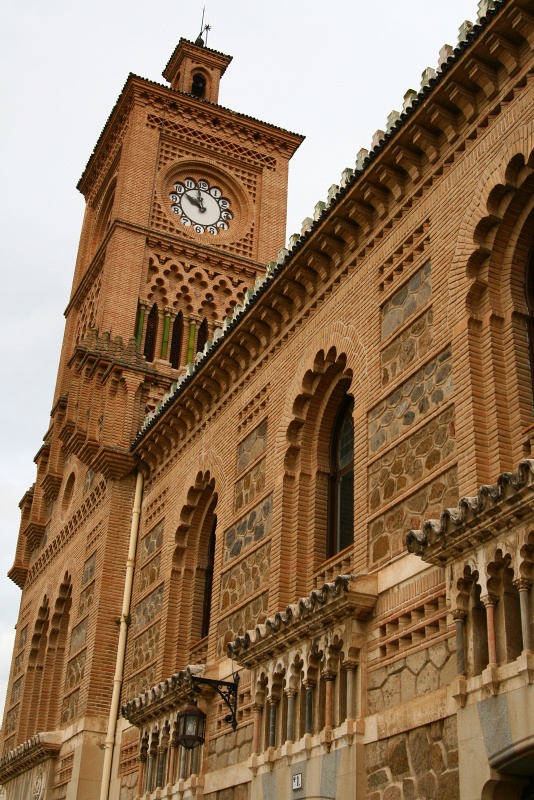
[{"x1": 190, "y1": 673, "x2": 240, "y2": 731}]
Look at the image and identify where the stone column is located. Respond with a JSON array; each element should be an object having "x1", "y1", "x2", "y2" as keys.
[
  {"x1": 322, "y1": 671, "x2": 335, "y2": 729},
  {"x1": 167, "y1": 738, "x2": 177, "y2": 786},
  {"x1": 146, "y1": 751, "x2": 155, "y2": 794},
  {"x1": 160, "y1": 307, "x2": 174, "y2": 360},
  {"x1": 190, "y1": 746, "x2": 200, "y2": 775},
  {"x1": 514, "y1": 578, "x2": 533, "y2": 652},
  {"x1": 156, "y1": 745, "x2": 167, "y2": 789},
  {"x1": 304, "y1": 680, "x2": 315, "y2": 735},
  {"x1": 135, "y1": 299, "x2": 150, "y2": 349},
  {"x1": 251, "y1": 703, "x2": 263, "y2": 754},
  {"x1": 452, "y1": 609, "x2": 467, "y2": 676},
  {"x1": 136, "y1": 755, "x2": 146, "y2": 799},
  {"x1": 285, "y1": 690, "x2": 296, "y2": 742},
  {"x1": 482, "y1": 594, "x2": 498, "y2": 666},
  {"x1": 179, "y1": 745, "x2": 188, "y2": 780},
  {"x1": 268, "y1": 697, "x2": 279, "y2": 748},
  {"x1": 342, "y1": 661, "x2": 357, "y2": 719}
]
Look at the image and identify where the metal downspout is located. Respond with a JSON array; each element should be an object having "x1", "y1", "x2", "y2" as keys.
[{"x1": 100, "y1": 469, "x2": 144, "y2": 800}]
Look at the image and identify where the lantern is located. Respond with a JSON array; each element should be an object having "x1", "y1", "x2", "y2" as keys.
[{"x1": 176, "y1": 700, "x2": 206, "y2": 749}]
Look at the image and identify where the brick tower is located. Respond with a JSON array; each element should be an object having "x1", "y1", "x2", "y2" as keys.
[{"x1": 0, "y1": 36, "x2": 302, "y2": 798}]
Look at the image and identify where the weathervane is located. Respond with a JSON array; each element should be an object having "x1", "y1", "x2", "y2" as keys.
[{"x1": 195, "y1": 7, "x2": 211, "y2": 47}]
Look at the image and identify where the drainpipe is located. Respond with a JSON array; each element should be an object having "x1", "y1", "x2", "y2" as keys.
[{"x1": 100, "y1": 469, "x2": 144, "y2": 800}]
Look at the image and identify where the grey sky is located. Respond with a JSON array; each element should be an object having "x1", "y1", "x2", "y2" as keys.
[{"x1": 0, "y1": 0, "x2": 478, "y2": 720}]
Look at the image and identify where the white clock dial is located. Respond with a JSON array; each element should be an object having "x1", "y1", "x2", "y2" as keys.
[{"x1": 170, "y1": 178, "x2": 233, "y2": 235}]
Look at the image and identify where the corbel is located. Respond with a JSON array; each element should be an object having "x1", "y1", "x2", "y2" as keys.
[
  {"x1": 429, "y1": 103, "x2": 461, "y2": 144},
  {"x1": 487, "y1": 31, "x2": 523, "y2": 76},
  {"x1": 467, "y1": 56, "x2": 500, "y2": 100},
  {"x1": 411, "y1": 123, "x2": 441, "y2": 164}
]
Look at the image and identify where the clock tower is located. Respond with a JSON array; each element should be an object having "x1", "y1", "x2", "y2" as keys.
[{"x1": 1, "y1": 35, "x2": 302, "y2": 798}]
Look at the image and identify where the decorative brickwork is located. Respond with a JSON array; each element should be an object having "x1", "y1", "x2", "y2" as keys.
[
  {"x1": 131, "y1": 622, "x2": 160, "y2": 672},
  {"x1": 132, "y1": 584, "x2": 164, "y2": 634},
  {"x1": 365, "y1": 719, "x2": 459, "y2": 800},
  {"x1": 236, "y1": 420, "x2": 268, "y2": 476},
  {"x1": 69, "y1": 618, "x2": 88, "y2": 655},
  {"x1": 220, "y1": 542, "x2": 270, "y2": 611},
  {"x1": 217, "y1": 592, "x2": 269, "y2": 655},
  {"x1": 138, "y1": 552, "x2": 161, "y2": 594},
  {"x1": 118, "y1": 728, "x2": 139, "y2": 777},
  {"x1": 369, "y1": 348, "x2": 453, "y2": 454},
  {"x1": 368, "y1": 407, "x2": 456, "y2": 511},
  {"x1": 381, "y1": 262, "x2": 431, "y2": 340},
  {"x1": 369, "y1": 468, "x2": 458, "y2": 565},
  {"x1": 224, "y1": 494, "x2": 272, "y2": 563},
  {"x1": 234, "y1": 458, "x2": 266, "y2": 512},
  {"x1": 381, "y1": 308, "x2": 434, "y2": 386},
  {"x1": 64, "y1": 651, "x2": 87, "y2": 693}
]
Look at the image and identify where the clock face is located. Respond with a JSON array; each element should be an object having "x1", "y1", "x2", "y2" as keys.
[{"x1": 169, "y1": 178, "x2": 233, "y2": 235}]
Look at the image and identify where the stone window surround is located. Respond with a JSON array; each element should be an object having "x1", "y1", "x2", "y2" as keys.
[{"x1": 366, "y1": 400, "x2": 457, "y2": 522}]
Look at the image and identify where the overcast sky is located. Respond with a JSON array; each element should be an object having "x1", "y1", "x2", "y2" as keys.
[{"x1": 0, "y1": 0, "x2": 479, "y2": 722}]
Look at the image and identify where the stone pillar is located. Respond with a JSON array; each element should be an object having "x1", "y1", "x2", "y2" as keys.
[
  {"x1": 251, "y1": 703, "x2": 263, "y2": 754},
  {"x1": 167, "y1": 739, "x2": 177, "y2": 786},
  {"x1": 514, "y1": 578, "x2": 533, "y2": 652},
  {"x1": 285, "y1": 690, "x2": 296, "y2": 742},
  {"x1": 322, "y1": 671, "x2": 335, "y2": 729},
  {"x1": 304, "y1": 681, "x2": 315, "y2": 735},
  {"x1": 343, "y1": 661, "x2": 357, "y2": 719},
  {"x1": 268, "y1": 697, "x2": 278, "y2": 748},
  {"x1": 179, "y1": 745, "x2": 188, "y2": 780},
  {"x1": 135, "y1": 299, "x2": 150, "y2": 349},
  {"x1": 452, "y1": 609, "x2": 467, "y2": 676},
  {"x1": 160, "y1": 307, "x2": 174, "y2": 360},
  {"x1": 190, "y1": 746, "x2": 200, "y2": 775},
  {"x1": 146, "y1": 751, "x2": 155, "y2": 794},
  {"x1": 156, "y1": 745, "x2": 167, "y2": 789},
  {"x1": 136, "y1": 755, "x2": 146, "y2": 799},
  {"x1": 482, "y1": 594, "x2": 498, "y2": 666}
]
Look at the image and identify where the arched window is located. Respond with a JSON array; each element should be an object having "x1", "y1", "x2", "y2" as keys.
[
  {"x1": 200, "y1": 517, "x2": 216, "y2": 639},
  {"x1": 144, "y1": 304, "x2": 159, "y2": 362},
  {"x1": 196, "y1": 317, "x2": 208, "y2": 355},
  {"x1": 169, "y1": 311, "x2": 183, "y2": 369},
  {"x1": 191, "y1": 73, "x2": 206, "y2": 99},
  {"x1": 328, "y1": 399, "x2": 354, "y2": 557}
]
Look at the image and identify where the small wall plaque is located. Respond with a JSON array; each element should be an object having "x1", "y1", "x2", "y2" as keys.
[{"x1": 292, "y1": 773, "x2": 302, "y2": 790}]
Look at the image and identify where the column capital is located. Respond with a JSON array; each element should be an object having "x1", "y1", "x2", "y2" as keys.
[
  {"x1": 481, "y1": 593, "x2": 498, "y2": 608},
  {"x1": 513, "y1": 577, "x2": 533, "y2": 592},
  {"x1": 138, "y1": 298, "x2": 151, "y2": 310},
  {"x1": 452, "y1": 608, "x2": 467, "y2": 621},
  {"x1": 268, "y1": 695, "x2": 280, "y2": 706},
  {"x1": 321, "y1": 669, "x2": 336, "y2": 682},
  {"x1": 284, "y1": 688, "x2": 297, "y2": 698},
  {"x1": 164, "y1": 306, "x2": 176, "y2": 318},
  {"x1": 342, "y1": 660, "x2": 358, "y2": 671},
  {"x1": 251, "y1": 702, "x2": 263, "y2": 713},
  {"x1": 303, "y1": 679, "x2": 316, "y2": 690}
]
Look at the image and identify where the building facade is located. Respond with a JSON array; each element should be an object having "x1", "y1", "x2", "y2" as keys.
[{"x1": 1, "y1": 1, "x2": 534, "y2": 799}]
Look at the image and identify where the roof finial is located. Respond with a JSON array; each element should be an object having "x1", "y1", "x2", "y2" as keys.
[{"x1": 195, "y1": 7, "x2": 211, "y2": 47}]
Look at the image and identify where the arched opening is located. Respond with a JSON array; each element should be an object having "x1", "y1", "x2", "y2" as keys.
[
  {"x1": 169, "y1": 311, "x2": 184, "y2": 369},
  {"x1": 328, "y1": 398, "x2": 354, "y2": 559},
  {"x1": 196, "y1": 317, "x2": 208, "y2": 355},
  {"x1": 144, "y1": 304, "x2": 159, "y2": 362},
  {"x1": 524, "y1": 241, "x2": 534, "y2": 405},
  {"x1": 191, "y1": 73, "x2": 206, "y2": 99}
]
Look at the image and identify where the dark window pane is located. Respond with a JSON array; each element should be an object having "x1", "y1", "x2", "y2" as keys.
[{"x1": 337, "y1": 469, "x2": 354, "y2": 552}]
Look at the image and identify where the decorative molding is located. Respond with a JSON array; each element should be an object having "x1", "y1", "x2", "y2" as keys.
[{"x1": 0, "y1": 733, "x2": 61, "y2": 784}]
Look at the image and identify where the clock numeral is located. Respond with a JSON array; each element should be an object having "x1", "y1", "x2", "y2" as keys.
[
  {"x1": 219, "y1": 199, "x2": 229, "y2": 209},
  {"x1": 217, "y1": 221, "x2": 228, "y2": 231},
  {"x1": 171, "y1": 205, "x2": 181, "y2": 214},
  {"x1": 173, "y1": 183, "x2": 184, "y2": 194},
  {"x1": 194, "y1": 224, "x2": 205, "y2": 234},
  {"x1": 181, "y1": 216, "x2": 191, "y2": 226},
  {"x1": 198, "y1": 180, "x2": 208, "y2": 191},
  {"x1": 185, "y1": 178, "x2": 195, "y2": 190},
  {"x1": 210, "y1": 187, "x2": 222, "y2": 199},
  {"x1": 207, "y1": 226, "x2": 217, "y2": 235},
  {"x1": 170, "y1": 193, "x2": 181, "y2": 203},
  {"x1": 221, "y1": 210, "x2": 232, "y2": 221}
]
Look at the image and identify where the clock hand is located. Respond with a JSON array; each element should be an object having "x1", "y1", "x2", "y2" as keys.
[
  {"x1": 197, "y1": 189, "x2": 206, "y2": 213},
  {"x1": 186, "y1": 194, "x2": 201, "y2": 209}
]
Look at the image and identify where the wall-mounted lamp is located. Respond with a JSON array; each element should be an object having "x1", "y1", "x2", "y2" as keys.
[{"x1": 176, "y1": 673, "x2": 239, "y2": 749}]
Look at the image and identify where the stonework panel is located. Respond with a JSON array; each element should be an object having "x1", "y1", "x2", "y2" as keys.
[
  {"x1": 18, "y1": 625, "x2": 28, "y2": 649},
  {"x1": 138, "y1": 552, "x2": 161, "y2": 594},
  {"x1": 132, "y1": 584, "x2": 164, "y2": 634},
  {"x1": 64, "y1": 650, "x2": 87, "y2": 693},
  {"x1": 123, "y1": 663, "x2": 158, "y2": 702},
  {"x1": 139, "y1": 521, "x2": 164, "y2": 565},
  {"x1": 234, "y1": 457, "x2": 266, "y2": 512},
  {"x1": 224, "y1": 494, "x2": 272, "y2": 563},
  {"x1": 217, "y1": 592, "x2": 269, "y2": 655},
  {"x1": 368, "y1": 347, "x2": 453, "y2": 454},
  {"x1": 5, "y1": 706, "x2": 18, "y2": 735},
  {"x1": 381, "y1": 261, "x2": 431, "y2": 340},
  {"x1": 369, "y1": 468, "x2": 458, "y2": 565},
  {"x1": 131, "y1": 622, "x2": 160, "y2": 672},
  {"x1": 11, "y1": 678, "x2": 22, "y2": 704},
  {"x1": 120, "y1": 772, "x2": 139, "y2": 800},
  {"x1": 82, "y1": 551, "x2": 96, "y2": 584},
  {"x1": 220, "y1": 542, "x2": 270, "y2": 611},
  {"x1": 78, "y1": 581, "x2": 95, "y2": 617},
  {"x1": 236, "y1": 420, "x2": 268, "y2": 475},
  {"x1": 381, "y1": 308, "x2": 434, "y2": 386},
  {"x1": 368, "y1": 406, "x2": 456, "y2": 512},
  {"x1": 365, "y1": 718, "x2": 459, "y2": 799},
  {"x1": 13, "y1": 652, "x2": 23, "y2": 677},
  {"x1": 61, "y1": 690, "x2": 79, "y2": 725},
  {"x1": 70, "y1": 617, "x2": 88, "y2": 654},
  {"x1": 206, "y1": 726, "x2": 253, "y2": 776}
]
